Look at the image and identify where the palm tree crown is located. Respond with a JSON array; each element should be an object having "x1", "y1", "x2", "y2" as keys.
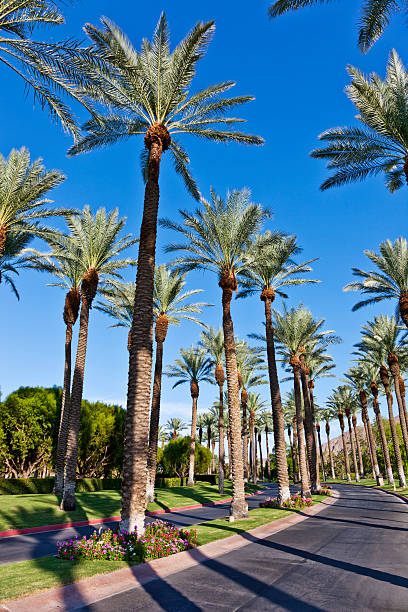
[
  {"x1": 0, "y1": 148, "x2": 68, "y2": 254},
  {"x1": 0, "y1": 232, "x2": 31, "y2": 299},
  {"x1": 68, "y1": 13, "x2": 263, "y2": 197},
  {"x1": 311, "y1": 51, "x2": 408, "y2": 192},
  {"x1": 166, "y1": 346, "x2": 213, "y2": 392},
  {"x1": 268, "y1": 0, "x2": 405, "y2": 52}
]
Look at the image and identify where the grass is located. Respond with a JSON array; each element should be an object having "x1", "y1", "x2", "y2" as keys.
[
  {"x1": 0, "y1": 494, "x2": 326, "y2": 603},
  {"x1": 324, "y1": 478, "x2": 408, "y2": 498},
  {"x1": 0, "y1": 482, "x2": 262, "y2": 532}
]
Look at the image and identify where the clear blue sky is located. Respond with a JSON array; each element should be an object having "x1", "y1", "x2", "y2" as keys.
[{"x1": 1, "y1": 0, "x2": 407, "y2": 441}]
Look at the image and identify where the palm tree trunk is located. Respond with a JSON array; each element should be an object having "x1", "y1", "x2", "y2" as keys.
[
  {"x1": 316, "y1": 423, "x2": 326, "y2": 481},
  {"x1": 292, "y1": 359, "x2": 311, "y2": 498},
  {"x1": 338, "y1": 414, "x2": 351, "y2": 482},
  {"x1": 211, "y1": 438, "x2": 216, "y2": 473},
  {"x1": 258, "y1": 431, "x2": 263, "y2": 480},
  {"x1": 300, "y1": 360, "x2": 319, "y2": 492},
  {"x1": 265, "y1": 428, "x2": 270, "y2": 480},
  {"x1": 188, "y1": 394, "x2": 198, "y2": 487},
  {"x1": 62, "y1": 270, "x2": 97, "y2": 510},
  {"x1": 352, "y1": 414, "x2": 365, "y2": 479},
  {"x1": 326, "y1": 423, "x2": 336, "y2": 480},
  {"x1": 220, "y1": 277, "x2": 247, "y2": 520},
  {"x1": 251, "y1": 418, "x2": 257, "y2": 484},
  {"x1": 388, "y1": 355, "x2": 408, "y2": 462},
  {"x1": 241, "y1": 393, "x2": 249, "y2": 482},
  {"x1": 121, "y1": 131, "x2": 167, "y2": 534},
  {"x1": 227, "y1": 428, "x2": 232, "y2": 480},
  {"x1": 399, "y1": 377, "x2": 408, "y2": 433},
  {"x1": 263, "y1": 293, "x2": 290, "y2": 501},
  {"x1": 346, "y1": 412, "x2": 360, "y2": 482},
  {"x1": 360, "y1": 389, "x2": 383, "y2": 485},
  {"x1": 291, "y1": 421, "x2": 299, "y2": 483},
  {"x1": 218, "y1": 383, "x2": 225, "y2": 494},
  {"x1": 379, "y1": 367, "x2": 406, "y2": 487},
  {"x1": 146, "y1": 336, "x2": 165, "y2": 503},
  {"x1": 54, "y1": 322, "x2": 73, "y2": 496}
]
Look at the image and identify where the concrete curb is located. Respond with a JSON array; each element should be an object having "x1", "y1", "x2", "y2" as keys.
[
  {"x1": 2, "y1": 492, "x2": 339, "y2": 612},
  {"x1": 0, "y1": 492, "x2": 259, "y2": 539}
]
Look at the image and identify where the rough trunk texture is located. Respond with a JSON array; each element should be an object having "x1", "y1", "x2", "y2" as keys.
[
  {"x1": 220, "y1": 274, "x2": 248, "y2": 520},
  {"x1": 292, "y1": 357, "x2": 311, "y2": 498},
  {"x1": 399, "y1": 377, "x2": 408, "y2": 434},
  {"x1": 263, "y1": 295, "x2": 290, "y2": 501},
  {"x1": 250, "y1": 413, "x2": 257, "y2": 484},
  {"x1": 258, "y1": 431, "x2": 263, "y2": 480},
  {"x1": 188, "y1": 390, "x2": 198, "y2": 487},
  {"x1": 399, "y1": 292, "x2": 408, "y2": 328},
  {"x1": 0, "y1": 224, "x2": 6, "y2": 256},
  {"x1": 338, "y1": 413, "x2": 351, "y2": 482},
  {"x1": 299, "y1": 359, "x2": 319, "y2": 492},
  {"x1": 352, "y1": 414, "x2": 365, "y2": 478},
  {"x1": 241, "y1": 391, "x2": 249, "y2": 483},
  {"x1": 291, "y1": 421, "x2": 299, "y2": 483},
  {"x1": 146, "y1": 335, "x2": 166, "y2": 504},
  {"x1": 365, "y1": 386, "x2": 387, "y2": 484},
  {"x1": 121, "y1": 129, "x2": 167, "y2": 534},
  {"x1": 217, "y1": 379, "x2": 225, "y2": 494},
  {"x1": 265, "y1": 427, "x2": 270, "y2": 480},
  {"x1": 61, "y1": 269, "x2": 98, "y2": 510},
  {"x1": 326, "y1": 423, "x2": 336, "y2": 480},
  {"x1": 345, "y1": 410, "x2": 360, "y2": 482},
  {"x1": 379, "y1": 366, "x2": 406, "y2": 487}
]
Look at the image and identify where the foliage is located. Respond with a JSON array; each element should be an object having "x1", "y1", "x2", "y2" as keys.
[
  {"x1": 162, "y1": 437, "x2": 212, "y2": 477},
  {"x1": 260, "y1": 493, "x2": 312, "y2": 509},
  {"x1": 320, "y1": 486, "x2": 332, "y2": 496},
  {"x1": 0, "y1": 232, "x2": 32, "y2": 299},
  {"x1": 374, "y1": 418, "x2": 408, "y2": 473},
  {"x1": 57, "y1": 520, "x2": 197, "y2": 562}
]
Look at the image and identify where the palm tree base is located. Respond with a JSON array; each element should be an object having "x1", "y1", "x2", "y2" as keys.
[
  {"x1": 376, "y1": 475, "x2": 384, "y2": 486},
  {"x1": 229, "y1": 500, "x2": 248, "y2": 521},
  {"x1": 146, "y1": 480, "x2": 155, "y2": 504},
  {"x1": 53, "y1": 471, "x2": 64, "y2": 496},
  {"x1": 60, "y1": 482, "x2": 76, "y2": 511},
  {"x1": 119, "y1": 514, "x2": 145, "y2": 536},
  {"x1": 278, "y1": 486, "x2": 291, "y2": 503},
  {"x1": 386, "y1": 467, "x2": 395, "y2": 486},
  {"x1": 187, "y1": 478, "x2": 195, "y2": 487}
]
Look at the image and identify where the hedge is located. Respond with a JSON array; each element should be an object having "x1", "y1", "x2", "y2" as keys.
[{"x1": 0, "y1": 475, "x2": 219, "y2": 494}]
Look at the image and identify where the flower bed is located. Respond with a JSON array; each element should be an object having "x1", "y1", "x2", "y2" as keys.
[
  {"x1": 260, "y1": 493, "x2": 312, "y2": 510},
  {"x1": 320, "y1": 486, "x2": 332, "y2": 496},
  {"x1": 57, "y1": 520, "x2": 197, "y2": 563}
]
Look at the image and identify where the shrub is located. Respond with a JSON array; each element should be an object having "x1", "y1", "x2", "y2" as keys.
[
  {"x1": 320, "y1": 486, "x2": 332, "y2": 496},
  {"x1": 57, "y1": 520, "x2": 197, "y2": 563},
  {"x1": 162, "y1": 437, "x2": 211, "y2": 478},
  {"x1": 260, "y1": 494, "x2": 312, "y2": 510}
]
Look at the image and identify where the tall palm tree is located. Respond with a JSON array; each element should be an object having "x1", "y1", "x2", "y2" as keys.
[
  {"x1": 0, "y1": 232, "x2": 31, "y2": 299},
  {"x1": 68, "y1": 14, "x2": 263, "y2": 533},
  {"x1": 310, "y1": 51, "x2": 408, "y2": 192},
  {"x1": 98, "y1": 265, "x2": 208, "y2": 502},
  {"x1": 25, "y1": 237, "x2": 83, "y2": 495},
  {"x1": 165, "y1": 418, "x2": 188, "y2": 440},
  {"x1": 259, "y1": 410, "x2": 273, "y2": 480},
  {"x1": 327, "y1": 388, "x2": 352, "y2": 482},
  {"x1": 345, "y1": 238, "x2": 408, "y2": 328},
  {"x1": 247, "y1": 392, "x2": 268, "y2": 483},
  {"x1": 268, "y1": 1, "x2": 404, "y2": 52},
  {"x1": 275, "y1": 305, "x2": 337, "y2": 494},
  {"x1": 350, "y1": 402, "x2": 366, "y2": 479},
  {"x1": 313, "y1": 407, "x2": 327, "y2": 481},
  {"x1": 60, "y1": 207, "x2": 136, "y2": 510},
  {"x1": 158, "y1": 425, "x2": 168, "y2": 448},
  {"x1": 0, "y1": 0, "x2": 99, "y2": 136},
  {"x1": 283, "y1": 392, "x2": 298, "y2": 482},
  {"x1": 238, "y1": 234, "x2": 318, "y2": 500},
  {"x1": 199, "y1": 327, "x2": 226, "y2": 492},
  {"x1": 345, "y1": 365, "x2": 385, "y2": 485},
  {"x1": 334, "y1": 386, "x2": 361, "y2": 482},
  {"x1": 356, "y1": 316, "x2": 408, "y2": 486},
  {"x1": 0, "y1": 148, "x2": 68, "y2": 256},
  {"x1": 201, "y1": 412, "x2": 217, "y2": 450},
  {"x1": 319, "y1": 407, "x2": 336, "y2": 480},
  {"x1": 161, "y1": 187, "x2": 268, "y2": 520},
  {"x1": 166, "y1": 347, "x2": 212, "y2": 487}
]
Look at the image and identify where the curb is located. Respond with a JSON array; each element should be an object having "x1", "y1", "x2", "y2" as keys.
[
  {"x1": 0, "y1": 491, "x2": 259, "y2": 539},
  {"x1": 2, "y1": 492, "x2": 339, "y2": 611}
]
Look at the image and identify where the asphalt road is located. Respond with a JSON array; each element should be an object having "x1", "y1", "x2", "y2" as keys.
[
  {"x1": 77, "y1": 486, "x2": 408, "y2": 612},
  {"x1": 0, "y1": 484, "x2": 285, "y2": 565}
]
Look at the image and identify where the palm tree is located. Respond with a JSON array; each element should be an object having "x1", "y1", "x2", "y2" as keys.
[
  {"x1": 345, "y1": 365, "x2": 385, "y2": 485},
  {"x1": 319, "y1": 407, "x2": 336, "y2": 480},
  {"x1": 0, "y1": 0, "x2": 99, "y2": 137},
  {"x1": 158, "y1": 425, "x2": 168, "y2": 448},
  {"x1": 196, "y1": 413, "x2": 206, "y2": 446},
  {"x1": 328, "y1": 388, "x2": 352, "y2": 482},
  {"x1": 68, "y1": 14, "x2": 263, "y2": 533},
  {"x1": 310, "y1": 51, "x2": 408, "y2": 192},
  {"x1": 335, "y1": 386, "x2": 360, "y2": 482},
  {"x1": 283, "y1": 392, "x2": 298, "y2": 482},
  {"x1": 0, "y1": 148, "x2": 69, "y2": 256},
  {"x1": 201, "y1": 412, "x2": 217, "y2": 450},
  {"x1": 25, "y1": 237, "x2": 83, "y2": 495},
  {"x1": 238, "y1": 233, "x2": 318, "y2": 500},
  {"x1": 166, "y1": 347, "x2": 212, "y2": 487},
  {"x1": 0, "y1": 232, "x2": 31, "y2": 299},
  {"x1": 247, "y1": 392, "x2": 268, "y2": 483},
  {"x1": 259, "y1": 411, "x2": 273, "y2": 480},
  {"x1": 98, "y1": 265, "x2": 208, "y2": 502},
  {"x1": 268, "y1": 1, "x2": 404, "y2": 52},
  {"x1": 199, "y1": 327, "x2": 226, "y2": 492},
  {"x1": 345, "y1": 238, "x2": 408, "y2": 328},
  {"x1": 161, "y1": 187, "x2": 269, "y2": 520},
  {"x1": 350, "y1": 403, "x2": 366, "y2": 479},
  {"x1": 60, "y1": 207, "x2": 136, "y2": 510},
  {"x1": 313, "y1": 407, "x2": 327, "y2": 481},
  {"x1": 165, "y1": 418, "x2": 188, "y2": 440},
  {"x1": 356, "y1": 315, "x2": 408, "y2": 464}
]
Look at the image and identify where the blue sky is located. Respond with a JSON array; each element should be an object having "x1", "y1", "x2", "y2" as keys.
[{"x1": 1, "y1": 0, "x2": 407, "y2": 442}]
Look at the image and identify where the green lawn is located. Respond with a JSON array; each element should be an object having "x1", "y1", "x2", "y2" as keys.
[
  {"x1": 0, "y1": 482, "x2": 262, "y2": 532},
  {"x1": 325, "y1": 478, "x2": 408, "y2": 498},
  {"x1": 0, "y1": 494, "x2": 326, "y2": 603}
]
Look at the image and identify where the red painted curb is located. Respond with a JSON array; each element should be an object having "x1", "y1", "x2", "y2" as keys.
[{"x1": 0, "y1": 491, "x2": 258, "y2": 539}]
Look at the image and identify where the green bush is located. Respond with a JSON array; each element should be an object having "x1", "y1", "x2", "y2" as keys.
[
  {"x1": 155, "y1": 477, "x2": 182, "y2": 488},
  {"x1": 195, "y1": 474, "x2": 218, "y2": 485},
  {"x1": 0, "y1": 477, "x2": 122, "y2": 495},
  {"x1": 162, "y1": 437, "x2": 212, "y2": 478}
]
